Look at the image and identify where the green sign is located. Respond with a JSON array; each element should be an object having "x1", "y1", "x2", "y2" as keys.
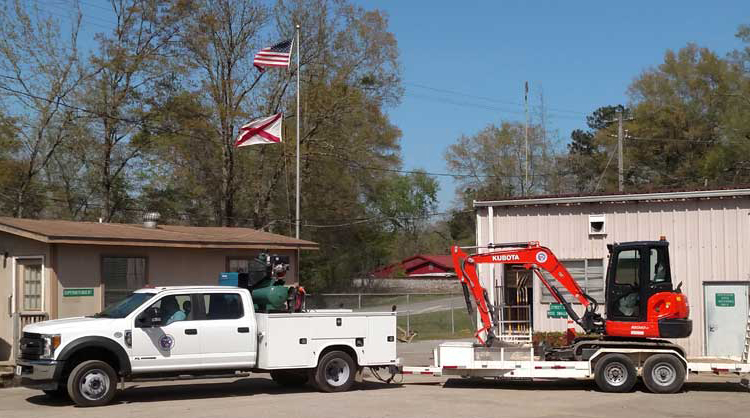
[
  {"x1": 715, "y1": 293, "x2": 735, "y2": 307},
  {"x1": 63, "y1": 288, "x2": 94, "y2": 297},
  {"x1": 547, "y1": 303, "x2": 568, "y2": 318}
]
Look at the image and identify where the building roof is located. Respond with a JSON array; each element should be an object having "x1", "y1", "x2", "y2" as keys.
[
  {"x1": 474, "y1": 188, "x2": 750, "y2": 208},
  {"x1": 371, "y1": 254, "x2": 455, "y2": 278},
  {"x1": 0, "y1": 217, "x2": 317, "y2": 250}
]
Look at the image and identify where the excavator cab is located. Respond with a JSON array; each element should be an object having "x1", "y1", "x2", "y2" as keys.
[{"x1": 604, "y1": 240, "x2": 692, "y2": 339}]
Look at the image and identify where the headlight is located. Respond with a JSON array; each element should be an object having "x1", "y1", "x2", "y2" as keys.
[{"x1": 41, "y1": 334, "x2": 61, "y2": 359}]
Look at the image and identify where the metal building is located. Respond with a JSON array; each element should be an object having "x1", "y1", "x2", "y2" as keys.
[{"x1": 474, "y1": 188, "x2": 750, "y2": 357}]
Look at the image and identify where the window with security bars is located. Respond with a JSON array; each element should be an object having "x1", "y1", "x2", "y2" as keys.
[
  {"x1": 227, "y1": 256, "x2": 265, "y2": 274},
  {"x1": 539, "y1": 259, "x2": 604, "y2": 304},
  {"x1": 102, "y1": 257, "x2": 146, "y2": 307},
  {"x1": 18, "y1": 260, "x2": 43, "y2": 311}
]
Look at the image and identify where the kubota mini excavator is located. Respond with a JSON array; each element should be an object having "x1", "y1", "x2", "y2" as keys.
[{"x1": 453, "y1": 239, "x2": 692, "y2": 359}]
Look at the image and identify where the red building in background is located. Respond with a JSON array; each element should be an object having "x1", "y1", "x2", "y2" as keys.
[{"x1": 370, "y1": 255, "x2": 455, "y2": 278}]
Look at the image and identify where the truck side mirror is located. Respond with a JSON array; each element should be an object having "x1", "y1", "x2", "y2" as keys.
[{"x1": 137, "y1": 307, "x2": 162, "y2": 328}]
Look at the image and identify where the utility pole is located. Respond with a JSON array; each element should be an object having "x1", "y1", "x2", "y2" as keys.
[
  {"x1": 617, "y1": 110, "x2": 624, "y2": 192},
  {"x1": 524, "y1": 81, "x2": 529, "y2": 195}
]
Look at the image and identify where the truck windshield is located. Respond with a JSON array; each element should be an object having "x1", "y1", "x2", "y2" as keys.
[{"x1": 92, "y1": 292, "x2": 155, "y2": 318}]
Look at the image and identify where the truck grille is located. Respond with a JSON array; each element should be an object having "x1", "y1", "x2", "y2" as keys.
[{"x1": 19, "y1": 332, "x2": 44, "y2": 360}]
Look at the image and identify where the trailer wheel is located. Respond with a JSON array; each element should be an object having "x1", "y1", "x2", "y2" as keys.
[
  {"x1": 642, "y1": 354, "x2": 685, "y2": 394},
  {"x1": 270, "y1": 369, "x2": 309, "y2": 387},
  {"x1": 314, "y1": 351, "x2": 356, "y2": 393},
  {"x1": 594, "y1": 354, "x2": 637, "y2": 393},
  {"x1": 66, "y1": 360, "x2": 118, "y2": 407}
]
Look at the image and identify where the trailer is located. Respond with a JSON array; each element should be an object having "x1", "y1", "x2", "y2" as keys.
[
  {"x1": 402, "y1": 241, "x2": 750, "y2": 393},
  {"x1": 402, "y1": 340, "x2": 750, "y2": 393}
]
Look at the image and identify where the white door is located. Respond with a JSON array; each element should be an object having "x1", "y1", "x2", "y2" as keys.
[
  {"x1": 130, "y1": 294, "x2": 202, "y2": 372},
  {"x1": 704, "y1": 283, "x2": 749, "y2": 358},
  {"x1": 197, "y1": 292, "x2": 256, "y2": 368}
]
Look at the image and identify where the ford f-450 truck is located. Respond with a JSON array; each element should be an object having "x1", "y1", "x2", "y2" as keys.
[{"x1": 16, "y1": 286, "x2": 397, "y2": 406}]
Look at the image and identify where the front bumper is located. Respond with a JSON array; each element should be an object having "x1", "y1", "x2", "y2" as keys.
[{"x1": 16, "y1": 359, "x2": 64, "y2": 390}]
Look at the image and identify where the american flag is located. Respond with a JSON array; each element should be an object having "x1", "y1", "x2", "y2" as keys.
[{"x1": 253, "y1": 39, "x2": 293, "y2": 71}]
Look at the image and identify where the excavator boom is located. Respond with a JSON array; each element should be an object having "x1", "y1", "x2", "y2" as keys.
[{"x1": 452, "y1": 242, "x2": 604, "y2": 346}]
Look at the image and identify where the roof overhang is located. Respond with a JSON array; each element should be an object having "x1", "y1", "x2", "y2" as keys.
[
  {"x1": 0, "y1": 223, "x2": 319, "y2": 250},
  {"x1": 474, "y1": 188, "x2": 750, "y2": 208}
]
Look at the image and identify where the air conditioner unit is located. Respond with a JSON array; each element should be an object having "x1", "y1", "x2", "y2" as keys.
[{"x1": 589, "y1": 214, "x2": 606, "y2": 235}]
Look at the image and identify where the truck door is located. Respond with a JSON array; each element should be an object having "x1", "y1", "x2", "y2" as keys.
[
  {"x1": 195, "y1": 291, "x2": 256, "y2": 368},
  {"x1": 130, "y1": 293, "x2": 203, "y2": 372}
]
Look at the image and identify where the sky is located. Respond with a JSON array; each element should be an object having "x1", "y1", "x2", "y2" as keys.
[
  {"x1": 353, "y1": 0, "x2": 748, "y2": 210},
  {"x1": 43, "y1": 0, "x2": 749, "y2": 211}
]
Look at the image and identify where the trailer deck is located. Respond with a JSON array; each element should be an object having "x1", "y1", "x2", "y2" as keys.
[{"x1": 402, "y1": 341, "x2": 750, "y2": 387}]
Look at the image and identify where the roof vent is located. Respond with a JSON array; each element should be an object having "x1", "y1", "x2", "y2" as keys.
[{"x1": 143, "y1": 212, "x2": 161, "y2": 229}]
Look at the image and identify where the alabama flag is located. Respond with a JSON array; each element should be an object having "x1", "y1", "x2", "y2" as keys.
[{"x1": 234, "y1": 113, "x2": 283, "y2": 147}]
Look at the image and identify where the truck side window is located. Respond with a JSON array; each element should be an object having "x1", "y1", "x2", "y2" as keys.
[
  {"x1": 203, "y1": 293, "x2": 244, "y2": 320},
  {"x1": 147, "y1": 294, "x2": 193, "y2": 326}
]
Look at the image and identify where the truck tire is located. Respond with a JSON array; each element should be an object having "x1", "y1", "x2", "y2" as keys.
[
  {"x1": 314, "y1": 351, "x2": 356, "y2": 393},
  {"x1": 642, "y1": 354, "x2": 686, "y2": 394},
  {"x1": 66, "y1": 360, "x2": 118, "y2": 407},
  {"x1": 594, "y1": 354, "x2": 637, "y2": 393},
  {"x1": 270, "y1": 369, "x2": 309, "y2": 387}
]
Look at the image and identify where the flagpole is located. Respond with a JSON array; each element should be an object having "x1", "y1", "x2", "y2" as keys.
[{"x1": 295, "y1": 24, "x2": 301, "y2": 239}]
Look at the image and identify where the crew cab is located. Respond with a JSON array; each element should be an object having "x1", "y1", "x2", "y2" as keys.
[{"x1": 16, "y1": 286, "x2": 397, "y2": 406}]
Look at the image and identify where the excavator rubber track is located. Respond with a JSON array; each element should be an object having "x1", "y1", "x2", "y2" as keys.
[{"x1": 544, "y1": 337, "x2": 687, "y2": 361}]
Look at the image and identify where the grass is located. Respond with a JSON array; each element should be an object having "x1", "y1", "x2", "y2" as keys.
[
  {"x1": 397, "y1": 307, "x2": 475, "y2": 341},
  {"x1": 359, "y1": 293, "x2": 457, "y2": 308}
]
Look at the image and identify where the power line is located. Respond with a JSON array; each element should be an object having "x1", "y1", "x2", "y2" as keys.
[
  {"x1": 403, "y1": 92, "x2": 585, "y2": 121},
  {"x1": 593, "y1": 144, "x2": 618, "y2": 192},
  {"x1": 0, "y1": 183, "x2": 467, "y2": 230},
  {"x1": 1, "y1": 78, "x2": 565, "y2": 182},
  {"x1": 405, "y1": 82, "x2": 589, "y2": 116}
]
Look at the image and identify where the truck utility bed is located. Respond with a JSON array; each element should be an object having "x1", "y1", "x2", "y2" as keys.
[{"x1": 256, "y1": 310, "x2": 397, "y2": 369}]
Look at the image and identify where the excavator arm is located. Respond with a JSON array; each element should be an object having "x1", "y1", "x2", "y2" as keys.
[{"x1": 452, "y1": 242, "x2": 604, "y2": 346}]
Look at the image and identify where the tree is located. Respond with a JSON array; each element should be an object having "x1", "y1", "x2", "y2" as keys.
[
  {"x1": 566, "y1": 105, "x2": 628, "y2": 193},
  {"x1": 76, "y1": 0, "x2": 188, "y2": 222},
  {"x1": 0, "y1": 0, "x2": 85, "y2": 217},
  {"x1": 444, "y1": 121, "x2": 555, "y2": 202}
]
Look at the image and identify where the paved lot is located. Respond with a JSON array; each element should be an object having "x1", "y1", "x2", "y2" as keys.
[{"x1": 2, "y1": 340, "x2": 748, "y2": 418}]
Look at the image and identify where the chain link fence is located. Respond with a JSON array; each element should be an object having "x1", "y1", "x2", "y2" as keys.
[{"x1": 305, "y1": 292, "x2": 476, "y2": 341}]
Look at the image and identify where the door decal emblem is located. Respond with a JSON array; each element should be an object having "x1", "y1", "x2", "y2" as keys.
[{"x1": 159, "y1": 334, "x2": 176, "y2": 351}]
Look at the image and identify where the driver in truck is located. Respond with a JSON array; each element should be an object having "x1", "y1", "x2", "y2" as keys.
[{"x1": 162, "y1": 296, "x2": 186, "y2": 325}]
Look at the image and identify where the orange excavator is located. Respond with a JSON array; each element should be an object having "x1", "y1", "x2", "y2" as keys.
[{"x1": 453, "y1": 239, "x2": 692, "y2": 357}]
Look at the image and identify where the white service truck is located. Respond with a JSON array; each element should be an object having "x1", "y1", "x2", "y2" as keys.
[{"x1": 16, "y1": 286, "x2": 398, "y2": 406}]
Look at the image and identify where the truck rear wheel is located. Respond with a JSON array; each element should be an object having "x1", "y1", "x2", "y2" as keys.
[
  {"x1": 66, "y1": 360, "x2": 118, "y2": 407},
  {"x1": 270, "y1": 369, "x2": 309, "y2": 387},
  {"x1": 314, "y1": 351, "x2": 355, "y2": 393},
  {"x1": 594, "y1": 354, "x2": 637, "y2": 393},
  {"x1": 642, "y1": 354, "x2": 685, "y2": 394}
]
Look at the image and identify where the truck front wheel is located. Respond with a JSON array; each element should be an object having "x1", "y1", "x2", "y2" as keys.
[
  {"x1": 66, "y1": 360, "x2": 118, "y2": 407},
  {"x1": 314, "y1": 351, "x2": 356, "y2": 393}
]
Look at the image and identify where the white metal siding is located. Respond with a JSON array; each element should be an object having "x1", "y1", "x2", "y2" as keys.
[{"x1": 476, "y1": 197, "x2": 750, "y2": 356}]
